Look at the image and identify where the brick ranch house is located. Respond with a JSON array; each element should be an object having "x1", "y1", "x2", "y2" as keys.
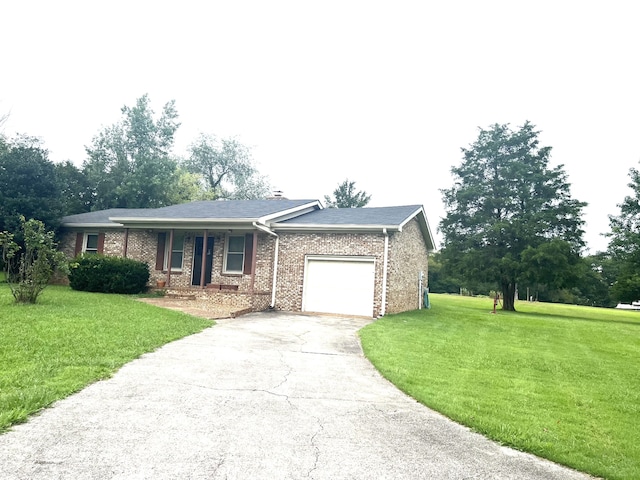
[{"x1": 59, "y1": 199, "x2": 435, "y2": 317}]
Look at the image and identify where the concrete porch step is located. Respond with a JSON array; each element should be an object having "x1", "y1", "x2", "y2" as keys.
[{"x1": 165, "y1": 293, "x2": 197, "y2": 300}]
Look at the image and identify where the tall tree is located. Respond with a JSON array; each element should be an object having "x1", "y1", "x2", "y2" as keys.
[
  {"x1": 166, "y1": 168, "x2": 216, "y2": 205},
  {"x1": 606, "y1": 165, "x2": 640, "y2": 302},
  {"x1": 54, "y1": 161, "x2": 94, "y2": 215},
  {"x1": 0, "y1": 135, "x2": 62, "y2": 233},
  {"x1": 83, "y1": 94, "x2": 181, "y2": 209},
  {"x1": 183, "y1": 134, "x2": 270, "y2": 200},
  {"x1": 324, "y1": 179, "x2": 371, "y2": 208},
  {"x1": 439, "y1": 122, "x2": 586, "y2": 311}
]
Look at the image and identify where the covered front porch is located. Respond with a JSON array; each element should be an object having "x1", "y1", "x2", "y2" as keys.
[{"x1": 120, "y1": 226, "x2": 276, "y2": 316}]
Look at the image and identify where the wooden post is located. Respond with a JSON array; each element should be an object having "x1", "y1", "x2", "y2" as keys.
[
  {"x1": 200, "y1": 230, "x2": 208, "y2": 289},
  {"x1": 166, "y1": 229, "x2": 174, "y2": 287},
  {"x1": 122, "y1": 228, "x2": 129, "y2": 258}
]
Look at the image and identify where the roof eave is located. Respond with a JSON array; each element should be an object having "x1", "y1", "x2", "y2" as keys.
[
  {"x1": 272, "y1": 223, "x2": 402, "y2": 233},
  {"x1": 60, "y1": 222, "x2": 124, "y2": 229},
  {"x1": 258, "y1": 201, "x2": 323, "y2": 224},
  {"x1": 407, "y1": 206, "x2": 436, "y2": 252},
  {"x1": 106, "y1": 219, "x2": 260, "y2": 231},
  {"x1": 109, "y1": 217, "x2": 258, "y2": 225}
]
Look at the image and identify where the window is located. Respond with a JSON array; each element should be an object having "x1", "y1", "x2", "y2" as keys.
[
  {"x1": 75, "y1": 232, "x2": 104, "y2": 256},
  {"x1": 224, "y1": 235, "x2": 245, "y2": 274},
  {"x1": 83, "y1": 233, "x2": 99, "y2": 254},
  {"x1": 164, "y1": 232, "x2": 185, "y2": 271}
]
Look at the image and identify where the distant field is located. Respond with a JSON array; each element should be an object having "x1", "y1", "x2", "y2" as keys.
[
  {"x1": 360, "y1": 294, "x2": 640, "y2": 480},
  {"x1": 0, "y1": 284, "x2": 212, "y2": 432}
]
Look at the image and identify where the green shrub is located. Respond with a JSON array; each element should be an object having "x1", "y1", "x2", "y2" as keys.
[{"x1": 68, "y1": 255, "x2": 150, "y2": 294}]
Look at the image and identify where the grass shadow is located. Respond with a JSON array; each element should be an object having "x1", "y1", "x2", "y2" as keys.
[{"x1": 510, "y1": 308, "x2": 640, "y2": 328}]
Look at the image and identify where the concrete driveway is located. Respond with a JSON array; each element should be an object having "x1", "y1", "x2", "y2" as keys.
[{"x1": 0, "y1": 312, "x2": 591, "y2": 479}]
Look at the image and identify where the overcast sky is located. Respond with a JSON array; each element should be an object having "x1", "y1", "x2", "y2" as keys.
[{"x1": 2, "y1": 1, "x2": 639, "y2": 252}]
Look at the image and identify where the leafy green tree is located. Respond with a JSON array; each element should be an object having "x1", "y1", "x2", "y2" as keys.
[
  {"x1": 0, "y1": 217, "x2": 66, "y2": 304},
  {"x1": 324, "y1": 179, "x2": 371, "y2": 208},
  {"x1": 520, "y1": 239, "x2": 583, "y2": 291},
  {"x1": 427, "y1": 251, "x2": 461, "y2": 293},
  {"x1": 439, "y1": 122, "x2": 586, "y2": 311},
  {"x1": 572, "y1": 254, "x2": 615, "y2": 307},
  {"x1": 516, "y1": 253, "x2": 613, "y2": 307},
  {"x1": 0, "y1": 135, "x2": 63, "y2": 233},
  {"x1": 83, "y1": 94, "x2": 181, "y2": 209},
  {"x1": 54, "y1": 160, "x2": 94, "y2": 215},
  {"x1": 183, "y1": 134, "x2": 270, "y2": 200},
  {"x1": 607, "y1": 165, "x2": 640, "y2": 302},
  {"x1": 166, "y1": 168, "x2": 216, "y2": 204}
]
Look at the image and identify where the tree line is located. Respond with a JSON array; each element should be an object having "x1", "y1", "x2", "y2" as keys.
[
  {"x1": 0, "y1": 94, "x2": 272, "y2": 235},
  {"x1": 0, "y1": 94, "x2": 376, "y2": 304},
  {"x1": 433, "y1": 121, "x2": 640, "y2": 310},
  {"x1": 8, "y1": 95, "x2": 637, "y2": 310},
  {"x1": 0, "y1": 94, "x2": 373, "y2": 238}
]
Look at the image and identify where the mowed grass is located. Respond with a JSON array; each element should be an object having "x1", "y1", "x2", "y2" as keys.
[
  {"x1": 0, "y1": 284, "x2": 212, "y2": 433},
  {"x1": 360, "y1": 294, "x2": 640, "y2": 480}
]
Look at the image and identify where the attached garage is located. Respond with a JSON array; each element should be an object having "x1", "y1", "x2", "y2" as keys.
[{"x1": 302, "y1": 256, "x2": 376, "y2": 317}]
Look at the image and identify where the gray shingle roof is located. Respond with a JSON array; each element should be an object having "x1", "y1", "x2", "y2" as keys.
[
  {"x1": 60, "y1": 209, "x2": 150, "y2": 225},
  {"x1": 61, "y1": 200, "x2": 319, "y2": 226},
  {"x1": 115, "y1": 199, "x2": 319, "y2": 219},
  {"x1": 275, "y1": 205, "x2": 435, "y2": 251},
  {"x1": 277, "y1": 205, "x2": 423, "y2": 226}
]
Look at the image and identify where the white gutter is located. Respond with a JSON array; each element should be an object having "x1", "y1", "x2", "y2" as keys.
[
  {"x1": 252, "y1": 222, "x2": 276, "y2": 237},
  {"x1": 252, "y1": 222, "x2": 279, "y2": 309},
  {"x1": 61, "y1": 223, "x2": 124, "y2": 228},
  {"x1": 381, "y1": 228, "x2": 389, "y2": 317}
]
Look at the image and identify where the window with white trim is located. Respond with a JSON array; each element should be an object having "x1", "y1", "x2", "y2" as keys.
[
  {"x1": 164, "y1": 232, "x2": 185, "y2": 271},
  {"x1": 224, "y1": 235, "x2": 245, "y2": 274},
  {"x1": 83, "y1": 233, "x2": 99, "y2": 254}
]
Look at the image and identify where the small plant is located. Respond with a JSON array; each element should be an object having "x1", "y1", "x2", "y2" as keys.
[
  {"x1": 0, "y1": 217, "x2": 66, "y2": 304},
  {"x1": 69, "y1": 255, "x2": 150, "y2": 294}
]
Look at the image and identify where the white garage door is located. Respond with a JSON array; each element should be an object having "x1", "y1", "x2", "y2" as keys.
[{"x1": 302, "y1": 256, "x2": 376, "y2": 317}]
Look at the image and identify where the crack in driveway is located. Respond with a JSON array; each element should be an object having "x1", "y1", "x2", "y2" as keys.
[{"x1": 0, "y1": 312, "x2": 593, "y2": 480}]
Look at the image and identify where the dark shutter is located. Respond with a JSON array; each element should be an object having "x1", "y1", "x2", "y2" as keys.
[
  {"x1": 243, "y1": 233, "x2": 253, "y2": 275},
  {"x1": 74, "y1": 233, "x2": 83, "y2": 256},
  {"x1": 97, "y1": 233, "x2": 105, "y2": 254},
  {"x1": 155, "y1": 233, "x2": 166, "y2": 270}
]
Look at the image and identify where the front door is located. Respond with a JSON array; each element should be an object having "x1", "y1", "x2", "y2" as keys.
[{"x1": 192, "y1": 236, "x2": 214, "y2": 286}]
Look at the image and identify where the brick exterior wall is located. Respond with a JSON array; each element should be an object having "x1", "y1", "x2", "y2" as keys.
[
  {"x1": 273, "y1": 232, "x2": 386, "y2": 316},
  {"x1": 59, "y1": 230, "x2": 126, "y2": 258},
  {"x1": 60, "y1": 219, "x2": 429, "y2": 316},
  {"x1": 385, "y1": 218, "x2": 429, "y2": 314},
  {"x1": 59, "y1": 228, "x2": 276, "y2": 311}
]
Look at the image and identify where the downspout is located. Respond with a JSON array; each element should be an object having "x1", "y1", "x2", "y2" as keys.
[
  {"x1": 250, "y1": 232, "x2": 258, "y2": 294},
  {"x1": 253, "y1": 222, "x2": 279, "y2": 309},
  {"x1": 381, "y1": 228, "x2": 389, "y2": 317}
]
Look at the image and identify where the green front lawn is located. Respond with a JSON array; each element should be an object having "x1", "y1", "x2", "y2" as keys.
[
  {"x1": 360, "y1": 294, "x2": 640, "y2": 480},
  {"x1": 0, "y1": 284, "x2": 212, "y2": 432}
]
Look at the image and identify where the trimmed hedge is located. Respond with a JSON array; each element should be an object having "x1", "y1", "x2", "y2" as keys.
[{"x1": 68, "y1": 255, "x2": 150, "y2": 294}]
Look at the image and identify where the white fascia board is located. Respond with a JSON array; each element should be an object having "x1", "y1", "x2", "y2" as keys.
[
  {"x1": 108, "y1": 217, "x2": 257, "y2": 224},
  {"x1": 61, "y1": 222, "x2": 124, "y2": 228},
  {"x1": 107, "y1": 218, "x2": 258, "y2": 230},
  {"x1": 397, "y1": 206, "x2": 436, "y2": 251},
  {"x1": 272, "y1": 223, "x2": 401, "y2": 233},
  {"x1": 258, "y1": 201, "x2": 323, "y2": 224},
  {"x1": 397, "y1": 206, "x2": 425, "y2": 231}
]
